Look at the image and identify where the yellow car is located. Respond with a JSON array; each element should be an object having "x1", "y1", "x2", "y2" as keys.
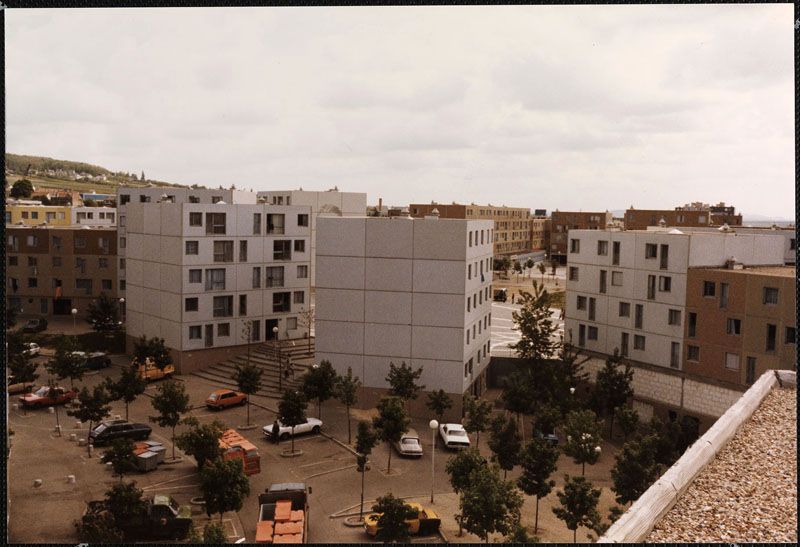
[
  {"x1": 364, "y1": 502, "x2": 441, "y2": 537},
  {"x1": 134, "y1": 359, "x2": 175, "y2": 382}
]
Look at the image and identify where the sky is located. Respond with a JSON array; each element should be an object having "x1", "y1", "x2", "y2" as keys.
[{"x1": 6, "y1": 5, "x2": 795, "y2": 218}]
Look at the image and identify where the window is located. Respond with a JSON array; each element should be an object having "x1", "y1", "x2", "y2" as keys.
[
  {"x1": 212, "y1": 196, "x2": 222, "y2": 204},
  {"x1": 102, "y1": 279, "x2": 112, "y2": 291},
  {"x1": 185, "y1": 298, "x2": 199, "y2": 312},
  {"x1": 253, "y1": 213, "x2": 262, "y2": 235},
  {"x1": 688, "y1": 312, "x2": 697, "y2": 337},
  {"x1": 273, "y1": 292, "x2": 291, "y2": 313},
  {"x1": 294, "y1": 240, "x2": 305, "y2": 253},
  {"x1": 28, "y1": 256, "x2": 37, "y2": 267},
  {"x1": 21, "y1": 211, "x2": 29, "y2": 219},
  {"x1": 659, "y1": 276, "x2": 671, "y2": 292},
  {"x1": 659, "y1": 244, "x2": 669, "y2": 269},
  {"x1": 274, "y1": 240, "x2": 291, "y2": 260},
  {"x1": 293, "y1": 291, "x2": 305, "y2": 304},
  {"x1": 297, "y1": 265, "x2": 308, "y2": 279},
  {"x1": 647, "y1": 275, "x2": 656, "y2": 300},
  {"x1": 120, "y1": 280, "x2": 126, "y2": 291},
  {"x1": 570, "y1": 239, "x2": 580, "y2": 253},
  {"x1": 645, "y1": 243, "x2": 657, "y2": 259},
  {"x1": 668, "y1": 309, "x2": 682, "y2": 326},
  {"x1": 466, "y1": 329, "x2": 470, "y2": 344},
  {"x1": 218, "y1": 323, "x2": 230, "y2": 337},
  {"x1": 51, "y1": 236, "x2": 62, "y2": 250},
  {"x1": 189, "y1": 269, "x2": 202, "y2": 283},
  {"x1": 239, "y1": 240, "x2": 248, "y2": 261},
  {"x1": 120, "y1": 194, "x2": 130, "y2": 205},
  {"x1": 205, "y1": 213, "x2": 226, "y2": 234},
  {"x1": 252, "y1": 267, "x2": 261, "y2": 289},
  {"x1": 120, "y1": 237, "x2": 126, "y2": 249},
  {"x1": 763, "y1": 287, "x2": 779, "y2": 305},
  {"x1": 212, "y1": 296, "x2": 233, "y2": 317},
  {"x1": 189, "y1": 326, "x2": 202, "y2": 340},
  {"x1": 597, "y1": 240, "x2": 608, "y2": 256},
  {"x1": 266, "y1": 266, "x2": 284, "y2": 287},
  {"x1": 786, "y1": 327, "x2": 796, "y2": 345},
  {"x1": 119, "y1": 215, "x2": 126, "y2": 227},
  {"x1": 27, "y1": 278, "x2": 38, "y2": 288},
  {"x1": 612, "y1": 271, "x2": 623, "y2": 286},
  {"x1": 52, "y1": 256, "x2": 62, "y2": 267},
  {"x1": 140, "y1": 195, "x2": 151, "y2": 203},
  {"x1": 719, "y1": 283, "x2": 729, "y2": 308},
  {"x1": 297, "y1": 214, "x2": 309, "y2": 227},
  {"x1": 468, "y1": 264, "x2": 471, "y2": 280},
  {"x1": 791, "y1": 239, "x2": 797, "y2": 251},
  {"x1": 670, "y1": 342, "x2": 680, "y2": 369},
  {"x1": 634, "y1": 335, "x2": 646, "y2": 350},
  {"x1": 726, "y1": 318, "x2": 741, "y2": 335},
  {"x1": 239, "y1": 294, "x2": 247, "y2": 316},
  {"x1": 588, "y1": 298, "x2": 596, "y2": 321},
  {"x1": 703, "y1": 281, "x2": 715, "y2": 297},
  {"x1": 578, "y1": 324, "x2": 586, "y2": 346},
  {"x1": 120, "y1": 258, "x2": 127, "y2": 270},
  {"x1": 635, "y1": 304, "x2": 643, "y2": 329},
  {"x1": 612, "y1": 241, "x2": 620, "y2": 265},
  {"x1": 251, "y1": 320, "x2": 261, "y2": 342},
  {"x1": 746, "y1": 357, "x2": 756, "y2": 385},
  {"x1": 725, "y1": 352, "x2": 740, "y2": 371},
  {"x1": 189, "y1": 195, "x2": 200, "y2": 203},
  {"x1": 76, "y1": 258, "x2": 87, "y2": 273},
  {"x1": 588, "y1": 326, "x2": 598, "y2": 340},
  {"x1": 619, "y1": 302, "x2": 630, "y2": 317},
  {"x1": 287, "y1": 317, "x2": 298, "y2": 330},
  {"x1": 205, "y1": 268, "x2": 226, "y2": 290},
  {"x1": 621, "y1": 332, "x2": 629, "y2": 357},
  {"x1": 8, "y1": 256, "x2": 18, "y2": 266},
  {"x1": 766, "y1": 324, "x2": 776, "y2": 351},
  {"x1": 75, "y1": 236, "x2": 86, "y2": 249},
  {"x1": 214, "y1": 241, "x2": 234, "y2": 262},
  {"x1": 577, "y1": 296, "x2": 587, "y2": 310},
  {"x1": 267, "y1": 214, "x2": 285, "y2": 234},
  {"x1": 185, "y1": 241, "x2": 199, "y2": 255},
  {"x1": 469, "y1": 232, "x2": 472, "y2": 247},
  {"x1": 568, "y1": 267, "x2": 579, "y2": 281},
  {"x1": 467, "y1": 297, "x2": 471, "y2": 312},
  {"x1": 687, "y1": 345, "x2": 700, "y2": 362},
  {"x1": 76, "y1": 278, "x2": 93, "y2": 294},
  {"x1": 189, "y1": 212, "x2": 202, "y2": 226}
]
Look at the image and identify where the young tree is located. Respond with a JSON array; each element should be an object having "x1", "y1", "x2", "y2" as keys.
[
  {"x1": 592, "y1": 350, "x2": 634, "y2": 438},
  {"x1": 517, "y1": 438, "x2": 559, "y2": 533},
  {"x1": 278, "y1": 389, "x2": 308, "y2": 455},
  {"x1": 371, "y1": 493, "x2": 418, "y2": 543},
  {"x1": 615, "y1": 406, "x2": 640, "y2": 442},
  {"x1": 500, "y1": 370, "x2": 534, "y2": 437},
  {"x1": 132, "y1": 335, "x2": 172, "y2": 370},
  {"x1": 386, "y1": 361, "x2": 425, "y2": 404},
  {"x1": 355, "y1": 421, "x2": 379, "y2": 521},
  {"x1": 47, "y1": 382, "x2": 64, "y2": 435},
  {"x1": 425, "y1": 389, "x2": 453, "y2": 422},
  {"x1": 149, "y1": 380, "x2": 190, "y2": 461},
  {"x1": 200, "y1": 459, "x2": 251, "y2": 522},
  {"x1": 488, "y1": 414, "x2": 522, "y2": 478},
  {"x1": 74, "y1": 511, "x2": 124, "y2": 543},
  {"x1": 372, "y1": 396, "x2": 410, "y2": 474},
  {"x1": 537, "y1": 262, "x2": 546, "y2": 284},
  {"x1": 460, "y1": 464, "x2": 523, "y2": 543},
  {"x1": 175, "y1": 419, "x2": 225, "y2": 469},
  {"x1": 300, "y1": 360, "x2": 337, "y2": 420},
  {"x1": 563, "y1": 410, "x2": 603, "y2": 476},
  {"x1": 202, "y1": 522, "x2": 227, "y2": 544},
  {"x1": 233, "y1": 361, "x2": 262, "y2": 426},
  {"x1": 552, "y1": 475, "x2": 602, "y2": 543},
  {"x1": 525, "y1": 258, "x2": 535, "y2": 277},
  {"x1": 68, "y1": 384, "x2": 112, "y2": 455},
  {"x1": 10, "y1": 179, "x2": 34, "y2": 198},
  {"x1": 86, "y1": 293, "x2": 122, "y2": 335},
  {"x1": 335, "y1": 367, "x2": 361, "y2": 444},
  {"x1": 505, "y1": 523, "x2": 539, "y2": 543},
  {"x1": 105, "y1": 480, "x2": 147, "y2": 525},
  {"x1": 510, "y1": 282, "x2": 558, "y2": 363},
  {"x1": 297, "y1": 306, "x2": 315, "y2": 353},
  {"x1": 611, "y1": 434, "x2": 662, "y2": 506},
  {"x1": 104, "y1": 365, "x2": 146, "y2": 421},
  {"x1": 463, "y1": 396, "x2": 493, "y2": 446},
  {"x1": 102, "y1": 438, "x2": 137, "y2": 482},
  {"x1": 445, "y1": 449, "x2": 488, "y2": 535},
  {"x1": 513, "y1": 261, "x2": 522, "y2": 282},
  {"x1": 46, "y1": 336, "x2": 85, "y2": 389},
  {"x1": 502, "y1": 255, "x2": 512, "y2": 273},
  {"x1": 8, "y1": 331, "x2": 38, "y2": 386}
]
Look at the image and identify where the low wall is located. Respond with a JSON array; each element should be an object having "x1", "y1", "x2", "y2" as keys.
[{"x1": 354, "y1": 386, "x2": 465, "y2": 423}]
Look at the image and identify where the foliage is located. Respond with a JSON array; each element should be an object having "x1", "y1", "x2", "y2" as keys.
[
  {"x1": 46, "y1": 335, "x2": 85, "y2": 389},
  {"x1": 371, "y1": 493, "x2": 418, "y2": 543},
  {"x1": 425, "y1": 389, "x2": 453, "y2": 421},
  {"x1": 86, "y1": 293, "x2": 122, "y2": 335},
  {"x1": 460, "y1": 464, "x2": 523, "y2": 543},
  {"x1": 518, "y1": 438, "x2": 560, "y2": 533},
  {"x1": 105, "y1": 481, "x2": 147, "y2": 523},
  {"x1": 102, "y1": 438, "x2": 138, "y2": 482},
  {"x1": 355, "y1": 421, "x2": 379, "y2": 472},
  {"x1": 552, "y1": 475, "x2": 602, "y2": 543},
  {"x1": 6, "y1": 305, "x2": 18, "y2": 327},
  {"x1": 611, "y1": 434, "x2": 663, "y2": 506},
  {"x1": 562, "y1": 410, "x2": 603, "y2": 475},
  {"x1": 505, "y1": 524, "x2": 540, "y2": 543},
  {"x1": 372, "y1": 397, "x2": 410, "y2": 474},
  {"x1": 68, "y1": 384, "x2": 112, "y2": 454},
  {"x1": 233, "y1": 361, "x2": 262, "y2": 426},
  {"x1": 104, "y1": 366, "x2": 146, "y2": 421},
  {"x1": 608, "y1": 505, "x2": 625, "y2": 524},
  {"x1": 278, "y1": 389, "x2": 308, "y2": 454},
  {"x1": 132, "y1": 335, "x2": 173, "y2": 370},
  {"x1": 386, "y1": 361, "x2": 425, "y2": 402},
  {"x1": 592, "y1": 350, "x2": 634, "y2": 437},
  {"x1": 200, "y1": 459, "x2": 251, "y2": 521},
  {"x1": 202, "y1": 522, "x2": 227, "y2": 544},
  {"x1": 296, "y1": 306, "x2": 315, "y2": 351},
  {"x1": 301, "y1": 360, "x2": 337, "y2": 419},
  {"x1": 149, "y1": 381, "x2": 190, "y2": 460},
  {"x1": 176, "y1": 419, "x2": 225, "y2": 469},
  {"x1": 75, "y1": 510, "x2": 124, "y2": 543},
  {"x1": 488, "y1": 414, "x2": 522, "y2": 478},
  {"x1": 335, "y1": 367, "x2": 361, "y2": 444},
  {"x1": 615, "y1": 406, "x2": 640, "y2": 441},
  {"x1": 463, "y1": 396, "x2": 493, "y2": 445},
  {"x1": 6, "y1": 153, "x2": 112, "y2": 177},
  {"x1": 10, "y1": 178, "x2": 34, "y2": 198},
  {"x1": 537, "y1": 261, "x2": 547, "y2": 283},
  {"x1": 445, "y1": 448, "x2": 488, "y2": 495},
  {"x1": 8, "y1": 331, "x2": 38, "y2": 384},
  {"x1": 510, "y1": 282, "x2": 558, "y2": 362}
]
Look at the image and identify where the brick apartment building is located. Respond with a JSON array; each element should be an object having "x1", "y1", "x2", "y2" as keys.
[
  {"x1": 550, "y1": 210, "x2": 613, "y2": 264},
  {"x1": 624, "y1": 203, "x2": 743, "y2": 231}
]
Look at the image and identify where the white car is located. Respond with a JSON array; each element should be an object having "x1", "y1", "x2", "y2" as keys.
[
  {"x1": 263, "y1": 417, "x2": 322, "y2": 441},
  {"x1": 438, "y1": 423, "x2": 471, "y2": 450},
  {"x1": 22, "y1": 343, "x2": 40, "y2": 357}
]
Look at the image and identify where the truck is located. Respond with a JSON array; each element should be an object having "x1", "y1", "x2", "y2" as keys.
[
  {"x1": 83, "y1": 494, "x2": 192, "y2": 540},
  {"x1": 256, "y1": 483, "x2": 311, "y2": 544}
]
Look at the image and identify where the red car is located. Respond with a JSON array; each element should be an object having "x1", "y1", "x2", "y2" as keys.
[
  {"x1": 206, "y1": 389, "x2": 247, "y2": 410},
  {"x1": 19, "y1": 385, "x2": 77, "y2": 408}
]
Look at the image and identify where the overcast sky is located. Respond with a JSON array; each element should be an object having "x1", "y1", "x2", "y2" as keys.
[{"x1": 6, "y1": 5, "x2": 794, "y2": 218}]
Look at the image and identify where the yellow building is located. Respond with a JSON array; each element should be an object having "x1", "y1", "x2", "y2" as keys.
[{"x1": 6, "y1": 204, "x2": 72, "y2": 226}]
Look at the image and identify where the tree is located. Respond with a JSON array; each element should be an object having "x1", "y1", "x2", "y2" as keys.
[
  {"x1": 355, "y1": 421, "x2": 379, "y2": 521},
  {"x1": 175, "y1": 419, "x2": 225, "y2": 469},
  {"x1": 86, "y1": 293, "x2": 122, "y2": 335},
  {"x1": 132, "y1": 335, "x2": 172, "y2": 370},
  {"x1": 463, "y1": 396, "x2": 493, "y2": 446},
  {"x1": 372, "y1": 396, "x2": 409, "y2": 474},
  {"x1": 233, "y1": 361, "x2": 262, "y2": 426},
  {"x1": 371, "y1": 494, "x2": 418, "y2": 543},
  {"x1": 149, "y1": 380, "x2": 190, "y2": 461},
  {"x1": 563, "y1": 410, "x2": 603, "y2": 476},
  {"x1": 202, "y1": 522, "x2": 227, "y2": 544},
  {"x1": 525, "y1": 258, "x2": 535, "y2": 277},
  {"x1": 445, "y1": 448, "x2": 488, "y2": 536},
  {"x1": 460, "y1": 464, "x2": 523, "y2": 543},
  {"x1": 335, "y1": 367, "x2": 361, "y2": 444},
  {"x1": 8, "y1": 331, "x2": 38, "y2": 385},
  {"x1": 488, "y1": 414, "x2": 522, "y2": 478},
  {"x1": 68, "y1": 384, "x2": 112, "y2": 455},
  {"x1": 501, "y1": 255, "x2": 512, "y2": 273},
  {"x1": 500, "y1": 370, "x2": 535, "y2": 436},
  {"x1": 615, "y1": 406, "x2": 640, "y2": 442},
  {"x1": 104, "y1": 366, "x2": 146, "y2": 421},
  {"x1": 537, "y1": 262, "x2": 546, "y2": 284},
  {"x1": 102, "y1": 438, "x2": 137, "y2": 482},
  {"x1": 425, "y1": 389, "x2": 453, "y2": 422},
  {"x1": 141, "y1": 170, "x2": 146, "y2": 182},
  {"x1": 46, "y1": 335, "x2": 85, "y2": 389},
  {"x1": 278, "y1": 389, "x2": 308, "y2": 455},
  {"x1": 10, "y1": 179, "x2": 33, "y2": 198},
  {"x1": 517, "y1": 438, "x2": 559, "y2": 533},
  {"x1": 300, "y1": 360, "x2": 337, "y2": 420},
  {"x1": 592, "y1": 350, "x2": 634, "y2": 438},
  {"x1": 200, "y1": 459, "x2": 251, "y2": 522},
  {"x1": 105, "y1": 481, "x2": 147, "y2": 524},
  {"x1": 75, "y1": 511, "x2": 124, "y2": 543},
  {"x1": 611, "y1": 434, "x2": 662, "y2": 506},
  {"x1": 505, "y1": 523, "x2": 539, "y2": 543},
  {"x1": 47, "y1": 382, "x2": 64, "y2": 435},
  {"x1": 386, "y1": 361, "x2": 425, "y2": 404},
  {"x1": 510, "y1": 282, "x2": 558, "y2": 363},
  {"x1": 513, "y1": 261, "x2": 522, "y2": 282},
  {"x1": 552, "y1": 475, "x2": 602, "y2": 543},
  {"x1": 297, "y1": 306, "x2": 315, "y2": 352}
]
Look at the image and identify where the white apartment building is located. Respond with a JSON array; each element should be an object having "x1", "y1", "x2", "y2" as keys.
[
  {"x1": 72, "y1": 206, "x2": 117, "y2": 226},
  {"x1": 124, "y1": 201, "x2": 311, "y2": 373},
  {"x1": 257, "y1": 189, "x2": 367, "y2": 284},
  {"x1": 669, "y1": 225, "x2": 796, "y2": 265},
  {"x1": 565, "y1": 228, "x2": 787, "y2": 370},
  {"x1": 314, "y1": 215, "x2": 494, "y2": 417}
]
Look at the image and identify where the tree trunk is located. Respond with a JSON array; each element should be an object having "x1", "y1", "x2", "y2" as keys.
[
  {"x1": 125, "y1": 401, "x2": 129, "y2": 421},
  {"x1": 387, "y1": 443, "x2": 392, "y2": 474},
  {"x1": 573, "y1": 529, "x2": 577, "y2": 543},
  {"x1": 172, "y1": 426, "x2": 176, "y2": 460},
  {"x1": 54, "y1": 406, "x2": 61, "y2": 436},
  {"x1": 318, "y1": 400, "x2": 321, "y2": 420},
  {"x1": 87, "y1": 420, "x2": 93, "y2": 456},
  {"x1": 347, "y1": 406, "x2": 352, "y2": 445},
  {"x1": 581, "y1": 461, "x2": 585, "y2": 476},
  {"x1": 359, "y1": 466, "x2": 366, "y2": 520},
  {"x1": 534, "y1": 496, "x2": 540, "y2": 533},
  {"x1": 609, "y1": 414, "x2": 614, "y2": 440},
  {"x1": 291, "y1": 427, "x2": 295, "y2": 454},
  {"x1": 246, "y1": 400, "x2": 251, "y2": 426}
]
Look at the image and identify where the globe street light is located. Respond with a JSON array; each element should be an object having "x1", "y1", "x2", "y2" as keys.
[
  {"x1": 273, "y1": 326, "x2": 282, "y2": 391},
  {"x1": 71, "y1": 308, "x2": 78, "y2": 330},
  {"x1": 429, "y1": 419, "x2": 439, "y2": 504},
  {"x1": 119, "y1": 298, "x2": 125, "y2": 322}
]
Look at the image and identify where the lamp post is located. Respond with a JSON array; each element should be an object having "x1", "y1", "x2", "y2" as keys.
[
  {"x1": 429, "y1": 419, "x2": 438, "y2": 504},
  {"x1": 273, "y1": 326, "x2": 282, "y2": 391},
  {"x1": 71, "y1": 308, "x2": 77, "y2": 330},
  {"x1": 119, "y1": 298, "x2": 125, "y2": 322}
]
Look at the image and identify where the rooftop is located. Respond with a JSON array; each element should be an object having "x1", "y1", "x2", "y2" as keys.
[{"x1": 703, "y1": 266, "x2": 796, "y2": 278}]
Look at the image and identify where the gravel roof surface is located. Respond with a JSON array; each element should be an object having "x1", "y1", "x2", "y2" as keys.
[{"x1": 648, "y1": 387, "x2": 797, "y2": 543}]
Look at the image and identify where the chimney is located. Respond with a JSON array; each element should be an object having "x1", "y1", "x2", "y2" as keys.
[
  {"x1": 378, "y1": 197, "x2": 383, "y2": 211},
  {"x1": 424, "y1": 208, "x2": 440, "y2": 220}
]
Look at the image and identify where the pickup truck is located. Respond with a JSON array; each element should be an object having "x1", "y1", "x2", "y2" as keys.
[
  {"x1": 364, "y1": 501, "x2": 441, "y2": 538},
  {"x1": 256, "y1": 483, "x2": 311, "y2": 543},
  {"x1": 84, "y1": 494, "x2": 192, "y2": 540}
]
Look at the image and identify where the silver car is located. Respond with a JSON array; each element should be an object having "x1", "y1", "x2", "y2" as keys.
[{"x1": 393, "y1": 429, "x2": 423, "y2": 458}]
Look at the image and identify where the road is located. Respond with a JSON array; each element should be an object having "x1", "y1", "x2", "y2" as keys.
[{"x1": 489, "y1": 300, "x2": 565, "y2": 355}]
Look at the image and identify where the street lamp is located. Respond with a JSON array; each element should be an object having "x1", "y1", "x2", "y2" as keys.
[
  {"x1": 71, "y1": 308, "x2": 77, "y2": 329},
  {"x1": 119, "y1": 298, "x2": 125, "y2": 322},
  {"x1": 273, "y1": 326, "x2": 282, "y2": 391},
  {"x1": 429, "y1": 419, "x2": 438, "y2": 504}
]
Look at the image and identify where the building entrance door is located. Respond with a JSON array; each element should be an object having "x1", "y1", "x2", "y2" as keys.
[
  {"x1": 205, "y1": 324, "x2": 214, "y2": 347},
  {"x1": 266, "y1": 319, "x2": 279, "y2": 341},
  {"x1": 53, "y1": 299, "x2": 72, "y2": 315}
]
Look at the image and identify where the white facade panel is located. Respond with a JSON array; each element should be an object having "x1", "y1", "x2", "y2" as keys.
[{"x1": 365, "y1": 258, "x2": 413, "y2": 292}]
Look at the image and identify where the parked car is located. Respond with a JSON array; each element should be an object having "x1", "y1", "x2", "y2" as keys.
[
  {"x1": 7, "y1": 376, "x2": 36, "y2": 394},
  {"x1": 20, "y1": 318, "x2": 48, "y2": 333},
  {"x1": 85, "y1": 352, "x2": 112, "y2": 370},
  {"x1": 534, "y1": 429, "x2": 559, "y2": 447},
  {"x1": 206, "y1": 389, "x2": 247, "y2": 410},
  {"x1": 263, "y1": 418, "x2": 322, "y2": 441},
  {"x1": 134, "y1": 359, "x2": 175, "y2": 382},
  {"x1": 393, "y1": 429, "x2": 423, "y2": 458},
  {"x1": 19, "y1": 385, "x2": 77, "y2": 408},
  {"x1": 22, "y1": 342, "x2": 40, "y2": 357},
  {"x1": 438, "y1": 423, "x2": 471, "y2": 450},
  {"x1": 90, "y1": 419, "x2": 152, "y2": 445},
  {"x1": 365, "y1": 502, "x2": 441, "y2": 537},
  {"x1": 493, "y1": 288, "x2": 508, "y2": 303}
]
